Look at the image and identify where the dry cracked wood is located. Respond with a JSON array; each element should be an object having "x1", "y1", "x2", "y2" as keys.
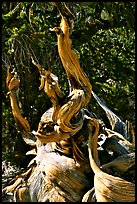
[
  {"x1": 50, "y1": 16, "x2": 92, "y2": 135},
  {"x1": 6, "y1": 65, "x2": 36, "y2": 146},
  {"x1": 31, "y1": 14, "x2": 93, "y2": 143},
  {"x1": 4, "y1": 2, "x2": 135, "y2": 202},
  {"x1": 87, "y1": 120, "x2": 135, "y2": 202},
  {"x1": 31, "y1": 57, "x2": 63, "y2": 124}
]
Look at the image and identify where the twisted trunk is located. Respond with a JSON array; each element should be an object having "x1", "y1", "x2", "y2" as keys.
[{"x1": 3, "y1": 2, "x2": 135, "y2": 202}]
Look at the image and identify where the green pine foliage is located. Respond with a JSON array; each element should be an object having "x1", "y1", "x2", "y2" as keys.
[{"x1": 2, "y1": 2, "x2": 135, "y2": 165}]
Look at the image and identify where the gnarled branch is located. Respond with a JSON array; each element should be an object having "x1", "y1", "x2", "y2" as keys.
[{"x1": 6, "y1": 65, "x2": 36, "y2": 146}]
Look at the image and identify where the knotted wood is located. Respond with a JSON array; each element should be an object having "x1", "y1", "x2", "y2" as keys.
[
  {"x1": 6, "y1": 65, "x2": 36, "y2": 146},
  {"x1": 3, "y1": 2, "x2": 135, "y2": 202},
  {"x1": 87, "y1": 120, "x2": 135, "y2": 202}
]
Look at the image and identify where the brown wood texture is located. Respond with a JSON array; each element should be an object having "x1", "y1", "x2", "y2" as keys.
[
  {"x1": 88, "y1": 120, "x2": 135, "y2": 202},
  {"x1": 4, "y1": 2, "x2": 135, "y2": 202}
]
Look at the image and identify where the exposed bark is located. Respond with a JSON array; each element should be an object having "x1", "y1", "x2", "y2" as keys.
[
  {"x1": 6, "y1": 65, "x2": 36, "y2": 146},
  {"x1": 88, "y1": 121, "x2": 135, "y2": 202},
  {"x1": 3, "y1": 2, "x2": 135, "y2": 202}
]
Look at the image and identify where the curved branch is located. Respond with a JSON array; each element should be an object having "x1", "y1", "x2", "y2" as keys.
[
  {"x1": 57, "y1": 89, "x2": 85, "y2": 135},
  {"x1": 87, "y1": 119, "x2": 135, "y2": 202},
  {"x1": 50, "y1": 16, "x2": 92, "y2": 136},
  {"x1": 52, "y1": 18, "x2": 92, "y2": 100},
  {"x1": 31, "y1": 57, "x2": 63, "y2": 124},
  {"x1": 3, "y1": 3, "x2": 22, "y2": 19},
  {"x1": 6, "y1": 65, "x2": 36, "y2": 146}
]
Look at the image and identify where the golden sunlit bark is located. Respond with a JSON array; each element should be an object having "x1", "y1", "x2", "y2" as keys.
[{"x1": 4, "y1": 2, "x2": 135, "y2": 202}]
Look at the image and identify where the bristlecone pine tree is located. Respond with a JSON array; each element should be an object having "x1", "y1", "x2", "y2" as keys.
[{"x1": 3, "y1": 2, "x2": 135, "y2": 202}]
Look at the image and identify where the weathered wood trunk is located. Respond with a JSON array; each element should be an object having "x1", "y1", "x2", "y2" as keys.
[{"x1": 3, "y1": 2, "x2": 135, "y2": 202}]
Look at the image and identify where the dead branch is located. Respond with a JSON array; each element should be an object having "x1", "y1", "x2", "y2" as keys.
[{"x1": 4, "y1": 2, "x2": 135, "y2": 202}]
